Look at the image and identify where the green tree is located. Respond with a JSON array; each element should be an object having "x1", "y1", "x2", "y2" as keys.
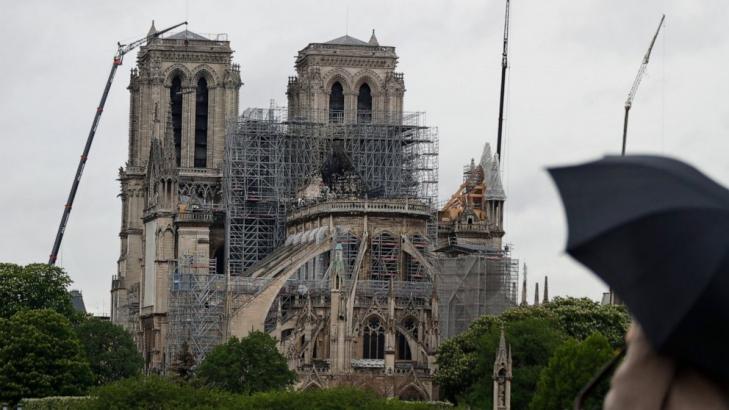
[
  {"x1": 0, "y1": 263, "x2": 77, "y2": 321},
  {"x1": 75, "y1": 317, "x2": 143, "y2": 385},
  {"x1": 542, "y1": 297, "x2": 630, "y2": 348},
  {"x1": 530, "y1": 332, "x2": 614, "y2": 410},
  {"x1": 196, "y1": 331, "x2": 296, "y2": 394},
  {"x1": 0, "y1": 309, "x2": 93, "y2": 404},
  {"x1": 466, "y1": 317, "x2": 567, "y2": 410},
  {"x1": 434, "y1": 315, "x2": 499, "y2": 403}
]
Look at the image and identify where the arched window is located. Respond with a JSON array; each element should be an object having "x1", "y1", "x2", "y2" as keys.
[
  {"x1": 362, "y1": 317, "x2": 385, "y2": 359},
  {"x1": 170, "y1": 76, "x2": 183, "y2": 166},
  {"x1": 329, "y1": 82, "x2": 344, "y2": 123},
  {"x1": 194, "y1": 77, "x2": 208, "y2": 168},
  {"x1": 397, "y1": 318, "x2": 417, "y2": 360},
  {"x1": 357, "y1": 83, "x2": 372, "y2": 123}
]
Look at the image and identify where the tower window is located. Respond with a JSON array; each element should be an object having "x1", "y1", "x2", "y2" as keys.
[
  {"x1": 357, "y1": 83, "x2": 372, "y2": 123},
  {"x1": 170, "y1": 76, "x2": 183, "y2": 166},
  {"x1": 194, "y1": 77, "x2": 208, "y2": 168},
  {"x1": 362, "y1": 317, "x2": 385, "y2": 359},
  {"x1": 329, "y1": 82, "x2": 344, "y2": 123}
]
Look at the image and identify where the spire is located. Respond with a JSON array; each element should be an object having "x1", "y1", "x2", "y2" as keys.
[
  {"x1": 534, "y1": 282, "x2": 540, "y2": 306},
  {"x1": 493, "y1": 326, "x2": 509, "y2": 371},
  {"x1": 543, "y1": 275, "x2": 549, "y2": 304},
  {"x1": 147, "y1": 20, "x2": 157, "y2": 37},
  {"x1": 368, "y1": 29, "x2": 379, "y2": 46},
  {"x1": 520, "y1": 263, "x2": 527, "y2": 306},
  {"x1": 479, "y1": 142, "x2": 493, "y2": 177},
  {"x1": 486, "y1": 153, "x2": 506, "y2": 200}
]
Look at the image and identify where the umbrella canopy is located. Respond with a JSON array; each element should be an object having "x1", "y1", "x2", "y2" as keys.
[{"x1": 549, "y1": 155, "x2": 729, "y2": 381}]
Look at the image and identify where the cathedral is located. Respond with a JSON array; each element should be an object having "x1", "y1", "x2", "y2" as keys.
[{"x1": 110, "y1": 23, "x2": 517, "y2": 401}]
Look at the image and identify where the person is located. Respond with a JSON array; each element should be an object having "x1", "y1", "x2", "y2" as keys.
[{"x1": 603, "y1": 323, "x2": 729, "y2": 409}]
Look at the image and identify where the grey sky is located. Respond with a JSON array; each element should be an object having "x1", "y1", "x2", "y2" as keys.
[{"x1": 2, "y1": 0, "x2": 727, "y2": 314}]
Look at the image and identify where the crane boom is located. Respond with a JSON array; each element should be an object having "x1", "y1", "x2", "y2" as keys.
[
  {"x1": 49, "y1": 21, "x2": 187, "y2": 265},
  {"x1": 621, "y1": 14, "x2": 665, "y2": 155},
  {"x1": 496, "y1": 0, "x2": 510, "y2": 159}
]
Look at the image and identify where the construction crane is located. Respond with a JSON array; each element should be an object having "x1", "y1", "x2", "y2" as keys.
[
  {"x1": 49, "y1": 21, "x2": 187, "y2": 265},
  {"x1": 495, "y1": 0, "x2": 510, "y2": 159},
  {"x1": 621, "y1": 14, "x2": 665, "y2": 156}
]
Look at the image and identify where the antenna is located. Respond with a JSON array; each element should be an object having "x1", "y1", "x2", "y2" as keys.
[{"x1": 346, "y1": 4, "x2": 350, "y2": 35}]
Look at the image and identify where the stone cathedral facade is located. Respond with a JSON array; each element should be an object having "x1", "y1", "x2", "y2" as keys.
[
  {"x1": 111, "y1": 25, "x2": 449, "y2": 400},
  {"x1": 110, "y1": 25, "x2": 241, "y2": 367}
]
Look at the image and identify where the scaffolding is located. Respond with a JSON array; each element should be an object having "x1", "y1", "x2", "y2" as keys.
[
  {"x1": 434, "y1": 247, "x2": 519, "y2": 339},
  {"x1": 166, "y1": 256, "x2": 226, "y2": 368},
  {"x1": 224, "y1": 108, "x2": 439, "y2": 276}
]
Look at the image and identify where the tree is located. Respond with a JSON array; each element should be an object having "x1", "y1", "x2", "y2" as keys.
[
  {"x1": 75, "y1": 317, "x2": 143, "y2": 385},
  {"x1": 466, "y1": 317, "x2": 567, "y2": 410},
  {"x1": 0, "y1": 263, "x2": 77, "y2": 321},
  {"x1": 0, "y1": 309, "x2": 93, "y2": 404},
  {"x1": 542, "y1": 297, "x2": 630, "y2": 348},
  {"x1": 530, "y1": 333, "x2": 614, "y2": 410},
  {"x1": 196, "y1": 331, "x2": 296, "y2": 394},
  {"x1": 434, "y1": 315, "x2": 499, "y2": 403},
  {"x1": 434, "y1": 297, "x2": 629, "y2": 407}
]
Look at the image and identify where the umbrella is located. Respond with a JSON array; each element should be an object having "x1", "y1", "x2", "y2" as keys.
[{"x1": 549, "y1": 155, "x2": 729, "y2": 382}]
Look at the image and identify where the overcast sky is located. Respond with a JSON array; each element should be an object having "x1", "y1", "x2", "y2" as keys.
[{"x1": 2, "y1": 0, "x2": 728, "y2": 315}]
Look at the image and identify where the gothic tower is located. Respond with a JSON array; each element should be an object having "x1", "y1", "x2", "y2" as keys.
[
  {"x1": 111, "y1": 23, "x2": 241, "y2": 371},
  {"x1": 493, "y1": 327, "x2": 512, "y2": 410},
  {"x1": 286, "y1": 30, "x2": 404, "y2": 124}
]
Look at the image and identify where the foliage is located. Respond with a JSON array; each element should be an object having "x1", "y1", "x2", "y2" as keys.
[
  {"x1": 196, "y1": 331, "x2": 296, "y2": 394},
  {"x1": 434, "y1": 315, "x2": 498, "y2": 403},
  {"x1": 530, "y1": 333, "x2": 614, "y2": 410},
  {"x1": 466, "y1": 317, "x2": 567, "y2": 410},
  {"x1": 435, "y1": 297, "x2": 630, "y2": 406},
  {"x1": 80, "y1": 376, "x2": 450, "y2": 409},
  {"x1": 0, "y1": 309, "x2": 93, "y2": 404},
  {"x1": 19, "y1": 396, "x2": 91, "y2": 410},
  {"x1": 75, "y1": 317, "x2": 143, "y2": 385},
  {"x1": 542, "y1": 297, "x2": 630, "y2": 348},
  {"x1": 0, "y1": 263, "x2": 77, "y2": 321}
]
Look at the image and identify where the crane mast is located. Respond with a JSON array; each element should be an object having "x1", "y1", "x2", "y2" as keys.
[
  {"x1": 49, "y1": 21, "x2": 187, "y2": 265},
  {"x1": 621, "y1": 14, "x2": 665, "y2": 155},
  {"x1": 496, "y1": 0, "x2": 510, "y2": 159}
]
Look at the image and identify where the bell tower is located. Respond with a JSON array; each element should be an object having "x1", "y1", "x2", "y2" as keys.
[
  {"x1": 111, "y1": 23, "x2": 241, "y2": 371},
  {"x1": 286, "y1": 31, "x2": 404, "y2": 124}
]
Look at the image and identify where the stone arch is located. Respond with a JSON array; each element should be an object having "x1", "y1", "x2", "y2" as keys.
[
  {"x1": 323, "y1": 69, "x2": 354, "y2": 94},
  {"x1": 352, "y1": 69, "x2": 383, "y2": 96},
  {"x1": 397, "y1": 383, "x2": 428, "y2": 401},
  {"x1": 229, "y1": 239, "x2": 332, "y2": 337},
  {"x1": 163, "y1": 64, "x2": 192, "y2": 87},
  {"x1": 395, "y1": 321, "x2": 428, "y2": 362},
  {"x1": 191, "y1": 64, "x2": 220, "y2": 88}
]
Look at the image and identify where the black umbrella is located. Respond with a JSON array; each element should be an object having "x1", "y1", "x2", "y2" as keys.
[{"x1": 549, "y1": 155, "x2": 729, "y2": 382}]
